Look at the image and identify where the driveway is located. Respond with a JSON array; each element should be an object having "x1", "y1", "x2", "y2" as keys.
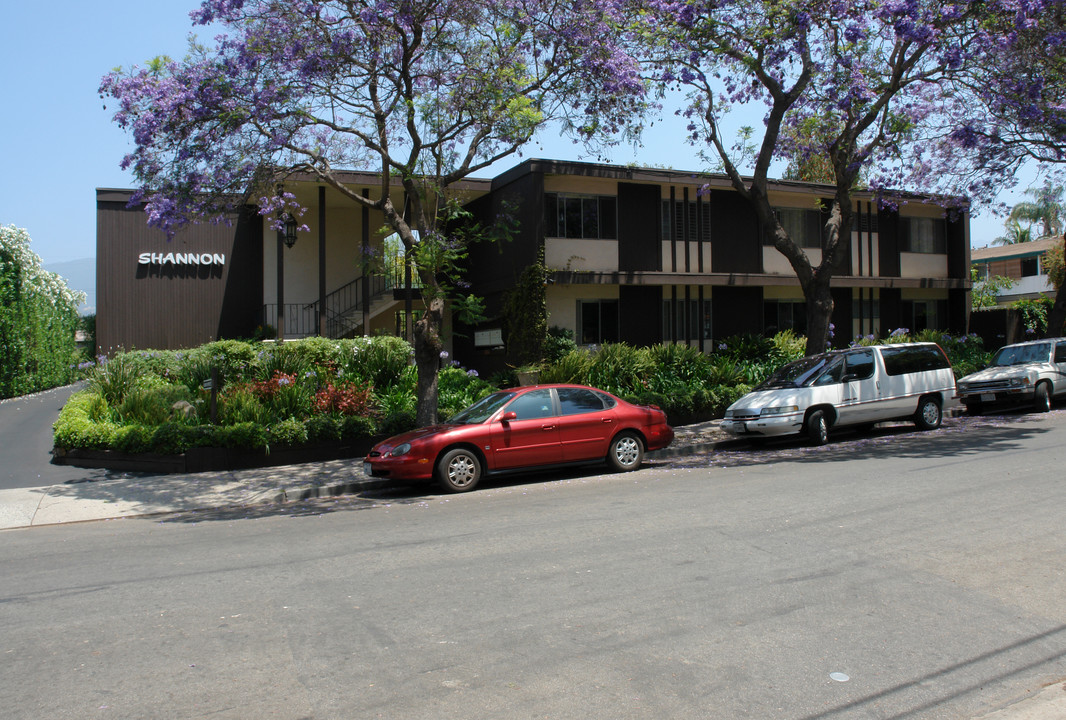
[{"x1": 0, "y1": 382, "x2": 90, "y2": 489}]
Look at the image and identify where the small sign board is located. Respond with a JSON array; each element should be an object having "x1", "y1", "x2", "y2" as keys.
[{"x1": 474, "y1": 328, "x2": 504, "y2": 348}]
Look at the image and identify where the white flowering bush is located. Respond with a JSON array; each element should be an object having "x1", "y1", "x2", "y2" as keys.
[{"x1": 0, "y1": 226, "x2": 85, "y2": 398}]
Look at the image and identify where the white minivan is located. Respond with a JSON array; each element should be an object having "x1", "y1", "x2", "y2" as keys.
[{"x1": 721, "y1": 342, "x2": 957, "y2": 445}]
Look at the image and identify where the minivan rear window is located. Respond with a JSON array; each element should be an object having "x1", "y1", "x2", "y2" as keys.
[{"x1": 880, "y1": 345, "x2": 950, "y2": 376}]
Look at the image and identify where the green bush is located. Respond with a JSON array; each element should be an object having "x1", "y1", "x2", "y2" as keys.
[
  {"x1": 341, "y1": 414, "x2": 378, "y2": 440},
  {"x1": 715, "y1": 333, "x2": 772, "y2": 362},
  {"x1": 306, "y1": 415, "x2": 343, "y2": 443},
  {"x1": 538, "y1": 349, "x2": 592, "y2": 385},
  {"x1": 53, "y1": 391, "x2": 118, "y2": 450},
  {"x1": 200, "y1": 340, "x2": 259, "y2": 387},
  {"x1": 218, "y1": 384, "x2": 270, "y2": 425},
  {"x1": 543, "y1": 326, "x2": 578, "y2": 363},
  {"x1": 340, "y1": 336, "x2": 413, "y2": 390},
  {"x1": 88, "y1": 353, "x2": 143, "y2": 406},
  {"x1": 269, "y1": 418, "x2": 308, "y2": 447},
  {"x1": 213, "y1": 422, "x2": 269, "y2": 451},
  {"x1": 116, "y1": 381, "x2": 195, "y2": 426},
  {"x1": 437, "y1": 366, "x2": 495, "y2": 419}
]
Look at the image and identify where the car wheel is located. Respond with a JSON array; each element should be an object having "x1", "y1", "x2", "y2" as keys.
[
  {"x1": 1033, "y1": 382, "x2": 1051, "y2": 413},
  {"x1": 914, "y1": 396, "x2": 942, "y2": 430},
  {"x1": 965, "y1": 401, "x2": 983, "y2": 416},
  {"x1": 607, "y1": 432, "x2": 644, "y2": 472},
  {"x1": 806, "y1": 410, "x2": 829, "y2": 446},
  {"x1": 436, "y1": 448, "x2": 481, "y2": 493}
]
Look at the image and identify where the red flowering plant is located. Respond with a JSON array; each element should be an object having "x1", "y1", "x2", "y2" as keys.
[{"x1": 313, "y1": 381, "x2": 378, "y2": 419}]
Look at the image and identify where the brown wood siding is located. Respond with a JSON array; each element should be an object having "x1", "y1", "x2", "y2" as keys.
[
  {"x1": 96, "y1": 193, "x2": 263, "y2": 354},
  {"x1": 947, "y1": 214, "x2": 968, "y2": 279},
  {"x1": 710, "y1": 190, "x2": 760, "y2": 273},
  {"x1": 617, "y1": 183, "x2": 661, "y2": 271}
]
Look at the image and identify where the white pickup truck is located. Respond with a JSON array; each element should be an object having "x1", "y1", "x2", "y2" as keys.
[{"x1": 956, "y1": 337, "x2": 1066, "y2": 414}]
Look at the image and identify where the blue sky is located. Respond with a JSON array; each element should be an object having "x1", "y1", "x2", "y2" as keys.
[{"x1": 0, "y1": 0, "x2": 1043, "y2": 267}]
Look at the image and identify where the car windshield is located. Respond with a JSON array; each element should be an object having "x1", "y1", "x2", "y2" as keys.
[
  {"x1": 757, "y1": 354, "x2": 841, "y2": 389},
  {"x1": 447, "y1": 391, "x2": 517, "y2": 424},
  {"x1": 990, "y1": 342, "x2": 1051, "y2": 367}
]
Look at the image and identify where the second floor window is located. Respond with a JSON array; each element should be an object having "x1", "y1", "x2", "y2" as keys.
[
  {"x1": 544, "y1": 194, "x2": 617, "y2": 239},
  {"x1": 902, "y1": 217, "x2": 947, "y2": 254},
  {"x1": 768, "y1": 208, "x2": 822, "y2": 249}
]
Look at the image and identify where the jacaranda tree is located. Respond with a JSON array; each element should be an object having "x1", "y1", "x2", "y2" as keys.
[
  {"x1": 643, "y1": 0, "x2": 1056, "y2": 355},
  {"x1": 101, "y1": 0, "x2": 644, "y2": 425}
]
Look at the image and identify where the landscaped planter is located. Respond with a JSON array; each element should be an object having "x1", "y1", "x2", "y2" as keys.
[{"x1": 52, "y1": 436, "x2": 382, "y2": 474}]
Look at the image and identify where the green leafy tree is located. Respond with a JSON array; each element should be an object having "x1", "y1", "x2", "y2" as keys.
[
  {"x1": 0, "y1": 226, "x2": 85, "y2": 398},
  {"x1": 1009, "y1": 183, "x2": 1064, "y2": 239},
  {"x1": 992, "y1": 219, "x2": 1033, "y2": 246},
  {"x1": 101, "y1": 0, "x2": 645, "y2": 426},
  {"x1": 502, "y1": 257, "x2": 548, "y2": 367},
  {"x1": 970, "y1": 266, "x2": 1016, "y2": 310}
]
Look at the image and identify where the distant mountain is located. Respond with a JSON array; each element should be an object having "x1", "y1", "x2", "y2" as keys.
[{"x1": 44, "y1": 257, "x2": 95, "y2": 315}]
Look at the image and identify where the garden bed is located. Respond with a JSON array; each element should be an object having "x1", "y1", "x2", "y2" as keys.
[{"x1": 52, "y1": 436, "x2": 381, "y2": 474}]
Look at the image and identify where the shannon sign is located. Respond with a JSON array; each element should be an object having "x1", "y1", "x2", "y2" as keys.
[{"x1": 138, "y1": 252, "x2": 226, "y2": 266}]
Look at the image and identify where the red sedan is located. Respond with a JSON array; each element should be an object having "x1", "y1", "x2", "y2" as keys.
[{"x1": 363, "y1": 384, "x2": 675, "y2": 492}]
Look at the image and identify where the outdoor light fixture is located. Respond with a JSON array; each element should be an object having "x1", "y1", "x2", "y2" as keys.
[{"x1": 283, "y1": 215, "x2": 298, "y2": 248}]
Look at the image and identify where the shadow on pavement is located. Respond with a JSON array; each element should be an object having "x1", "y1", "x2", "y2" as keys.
[{"x1": 667, "y1": 411, "x2": 1055, "y2": 470}]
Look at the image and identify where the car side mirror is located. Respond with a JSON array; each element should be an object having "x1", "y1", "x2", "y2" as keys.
[
  {"x1": 841, "y1": 372, "x2": 858, "y2": 383},
  {"x1": 501, "y1": 411, "x2": 518, "y2": 423}
]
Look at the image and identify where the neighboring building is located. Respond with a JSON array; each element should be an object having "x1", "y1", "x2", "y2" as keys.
[
  {"x1": 971, "y1": 236, "x2": 1059, "y2": 305},
  {"x1": 96, "y1": 159, "x2": 971, "y2": 370}
]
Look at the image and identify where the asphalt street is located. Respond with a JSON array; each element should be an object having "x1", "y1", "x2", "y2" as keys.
[{"x1": 2, "y1": 408, "x2": 1066, "y2": 719}]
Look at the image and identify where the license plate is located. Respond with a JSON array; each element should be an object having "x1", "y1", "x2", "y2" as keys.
[
  {"x1": 363, "y1": 461, "x2": 372, "y2": 477},
  {"x1": 980, "y1": 393, "x2": 995, "y2": 402}
]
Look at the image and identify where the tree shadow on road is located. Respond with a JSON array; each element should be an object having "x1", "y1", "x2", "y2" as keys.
[{"x1": 668, "y1": 410, "x2": 1058, "y2": 471}]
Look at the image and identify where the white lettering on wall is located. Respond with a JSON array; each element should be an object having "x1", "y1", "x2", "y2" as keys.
[{"x1": 138, "y1": 252, "x2": 226, "y2": 266}]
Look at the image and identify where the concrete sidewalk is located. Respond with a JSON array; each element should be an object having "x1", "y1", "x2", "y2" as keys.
[{"x1": 0, "y1": 420, "x2": 726, "y2": 531}]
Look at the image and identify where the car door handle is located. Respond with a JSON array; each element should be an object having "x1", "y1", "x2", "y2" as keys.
[
  {"x1": 601, "y1": 418, "x2": 613, "y2": 423},
  {"x1": 542, "y1": 425, "x2": 556, "y2": 431}
]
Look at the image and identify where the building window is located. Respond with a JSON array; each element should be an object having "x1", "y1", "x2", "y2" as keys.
[
  {"x1": 577, "y1": 300, "x2": 619, "y2": 344},
  {"x1": 768, "y1": 208, "x2": 821, "y2": 249},
  {"x1": 662, "y1": 299, "x2": 711, "y2": 342},
  {"x1": 661, "y1": 200, "x2": 712, "y2": 244},
  {"x1": 1020, "y1": 257, "x2": 1039, "y2": 277},
  {"x1": 544, "y1": 194, "x2": 617, "y2": 239},
  {"x1": 900, "y1": 300, "x2": 946, "y2": 332},
  {"x1": 852, "y1": 298, "x2": 881, "y2": 321},
  {"x1": 764, "y1": 300, "x2": 807, "y2": 335},
  {"x1": 902, "y1": 217, "x2": 947, "y2": 254}
]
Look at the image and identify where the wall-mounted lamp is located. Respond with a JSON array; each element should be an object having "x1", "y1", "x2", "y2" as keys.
[{"x1": 283, "y1": 215, "x2": 298, "y2": 249}]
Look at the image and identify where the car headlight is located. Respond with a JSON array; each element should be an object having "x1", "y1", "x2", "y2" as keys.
[
  {"x1": 1009, "y1": 377, "x2": 1030, "y2": 387},
  {"x1": 957, "y1": 382, "x2": 969, "y2": 391},
  {"x1": 390, "y1": 442, "x2": 412, "y2": 457},
  {"x1": 760, "y1": 405, "x2": 799, "y2": 416}
]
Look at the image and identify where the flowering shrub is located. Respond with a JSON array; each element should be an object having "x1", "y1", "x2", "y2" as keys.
[
  {"x1": 313, "y1": 381, "x2": 377, "y2": 417},
  {"x1": 0, "y1": 226, "x2": 85, "y2": 399}
]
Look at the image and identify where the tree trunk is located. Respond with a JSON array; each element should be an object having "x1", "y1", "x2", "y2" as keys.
[
  {"x1": 803, "y1": 274, "x2": 834, "y2": 355},
  {"x1": 413, "y1": 296, "x2": 445, "y2": 427}
]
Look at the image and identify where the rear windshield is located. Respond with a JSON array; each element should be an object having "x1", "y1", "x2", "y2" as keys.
[{"x1": 880, "y1": 345, "x2": 950, "y2": 376}]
